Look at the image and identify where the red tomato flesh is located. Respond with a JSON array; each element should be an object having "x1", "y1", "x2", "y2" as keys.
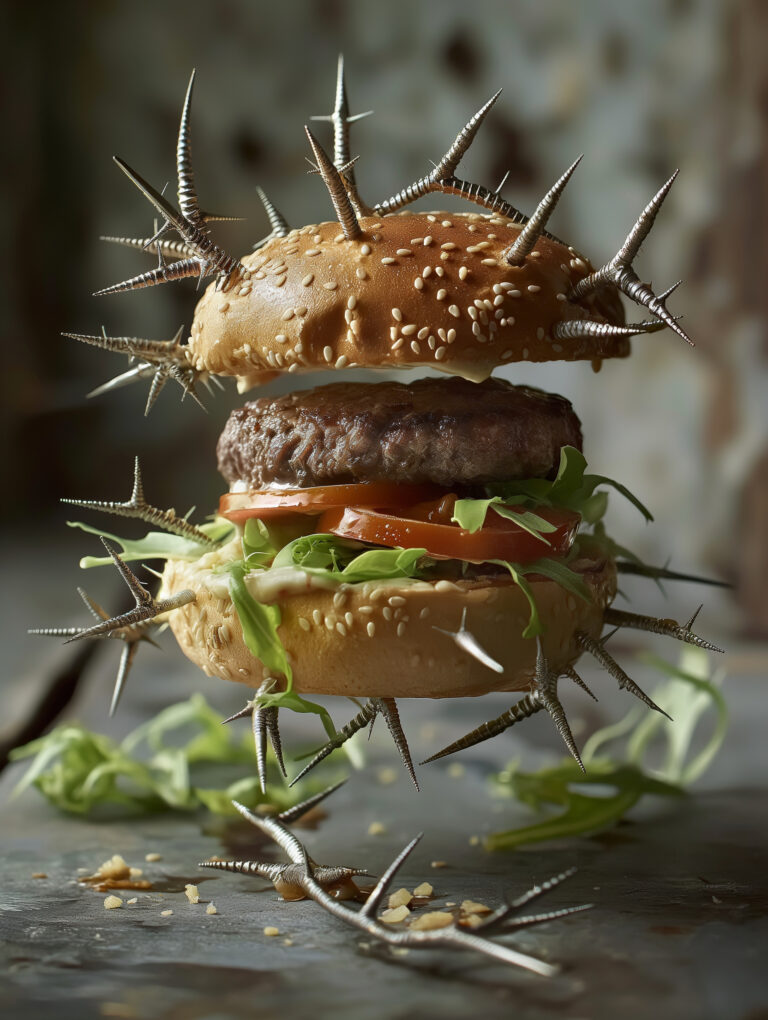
[{"x1": 220, "y1": 482, "x2": 444, "y2": 523}]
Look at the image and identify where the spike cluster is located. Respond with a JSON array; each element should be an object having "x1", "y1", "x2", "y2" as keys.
[
  {"x1": 30, "y1": 538, "x2": 194, "y2": 714},
  {"x1": 62, "y1": 457, "x2": 219, "y2": 547},
  {"x1": 198, "y1": 790, "x2": 589, "y2": 972},
  {"x1": 223, "y1": 697, "x2": 287, "y2": 794},
  {"x1": 64, "y1": 326, "x2": 205, "y2": 414}
]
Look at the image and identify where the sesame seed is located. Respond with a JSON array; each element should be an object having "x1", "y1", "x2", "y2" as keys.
[
  {"x1": 468, "y1": 307, "x2": 478, "y2": 320},
  {"x1": 441, "y1": 242, "x2": 456, "y2": 250},
  {"x1": 392, "y1": 308, "x2": 403, "y2": 321},
  {"x1": 556, "y1": 292, "x2": 567, "y2": 301},
  {"x1": 275, "y1": 333, "x2": 287, "y2": 343},
  {"x1": 282, "y1": 309, "x2": 295, "y2": 320},
  {"x1": 506, "y1": 316, "x2": 515, "y2": 326},
  {"x1": 274, "y1": 276, "x2": 286, "y2": 287},
  {"x1": 417, "y1": 327, "x2": 429, "y2": 339},
  {"x1": 479, "y1": 310, "x2": 489, "y2": 325},
  {"x1": 388, "y1": 595, "x2": 406, "y2": 607},
  {"x1": 420, "y1": 607, "x2": 430, "y2": 619},
  {"x1": 302, "y1": 273, "x2": 314, "y2": 286},
  {"x1": 427, "y1": 214, "x2": 437, "y2": 222},
  {"x1": 502, "y1": 349, "x2": 513, "y2": 359},
  {"x1": 356, "y1": 268, "x2": 368, "y2": 280},
  {"x1": 435, "y1": 266, "x2": 445, "y2": 277},
  {"x1": 336, "y1": 622, "x2": 347, "y2": 636},
  {"x1": 391, "y1": 338, "x2": 404, "y2": 350},
  {"x1": 428, "y1": 335, "x2": 436, "y2": 349},
  {"x1": 298, "y1": 617, "x2": 310, "y2": 632},
  {"x1": 436, "y1": 289, "x2": 447, "y2": 301},
  {"x1": 413, "y1": 277, "x2": 424, "y2": 290},
  {"x1": 410, "y1": 341, "x2": 421, "y2": 354},
  {"x1": 472, "y1": 322, "x2": 482, "y2": 336},
  {"x1": 323, "y1": 346, "x2": 333, "y2": 362},
  {"x1": 481, "y1": 258, "x2": 497, "y2": 266},
  {"x1": 553, "y1": 343, "x2": 563, "y2": 352},
  {"x1": 367, "y1": 622, "x2": 376, "y2": 637},
  {"x1": 313, "y1": 234, "x2": 322, "y2": 243},
  {"x1": 536, "y1": 327, "x2": 545, "y2": 340},
  {"x1": 360, "y1": 244, "x2": 371, "y2": 255},
  {"x1": 422, "y1": 266, "x2": 432, "y2": 278},
  {"x1": 347, "y1": 296, "x2": 357, "y2": 310},
  {"x1": 527, "y1": 284, "x2": 541, "y2": 293},
  {"x1": 381, "y1": 257, "x2": 396, "y2": 265},
  {"x1": 435, "y1": 346, "x2": 447, "y2": 360},
  {"x1": 345, "y1": 612, "x2": 354, "y2": 627},
  {"x1": 410, "y1": 237, "x2": 423, "y2": 245},
  {"x1": 494, "y1": 294, "x2": 505, "y2": 306},
  {"x1": 359, "y1": 605, "x2": 374, "y2": 614},
  {"x1": 335, "y1": 355, "x2": 349, "y2": 369},
  {"x1": 397, "y1": 622, "x2": 406, "y2": 637},
  {"x1": 441, "y1": 219, "x2": 453, "y2": 227},
  {"x1": 508, "y1": 289, "x2": 521, "y2": 298},
  {"x1": 312, "y1": 610, "x2": 322, "y2": 625},
  {"x1": 440, "y1": 252, "x2": 450, "y2": 260},
  {"x1": 423, "y1": 236, "x2": 433, "y2": 246},
  {"x1": 390, "y1": 326, "x2": 398, "y2": 341},
  {"x1": 295, "y1": 306, "x2": 307, "y2": 316},
  {"x1": 325, "y1": 616, "x2": 334, "y2": 631},
  {"x1": 522, "y1": 347, "x2": 529, "y2": 358},
  {"x1": 383, "y1": 607, "x2": 393, "y2": 621},
  {"x1": 437, "y1": 328, "x2": 447, "y2": 341},
  {"x1": 492, "y1": 284, "x2": 503, "y2": 295},
  {"x1": 401, "y1": 324, "x2": 417, "y2": 336},
  {"x1": 334, "y1": 233, "x2": 344, "y2": 243},
  {"x1": 448, "y1": 304, "x2": 460, "y2": 317},
  {"x1": 323, "y1": 281, "x2": 338, "y2": 290},
  {"x1": 447, "y1": 328, "x2": 456, "y2": 343},
  {"x1": 396, "y1": 248, "x2": 412, "y2": 256},
  {"x1": 305, "y1": 248, "x2": 320, "y2": 256},
  {"x1": 459, "y1": 266, "x2": 468, "y2": 280}
]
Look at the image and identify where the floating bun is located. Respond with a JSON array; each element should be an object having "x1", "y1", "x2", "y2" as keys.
[
  {"x1": 161, "y1": 539, "x2": 616, "y2": 699},
  {"x1": 187, "y1": 211, "x2": 627, "y2": 388}
]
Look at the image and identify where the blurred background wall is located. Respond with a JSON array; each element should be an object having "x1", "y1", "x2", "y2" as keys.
[{"x1": 2, "y1": 0, "x2": 766, "y2": 638}]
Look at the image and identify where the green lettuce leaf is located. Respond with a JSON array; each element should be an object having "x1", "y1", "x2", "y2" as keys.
[
  {"x1": 69, "y1": 518, "x2": 234, "y2": 567},
  {"x1": 452, "y1": 497, "x2": 557, "y2": 543}
]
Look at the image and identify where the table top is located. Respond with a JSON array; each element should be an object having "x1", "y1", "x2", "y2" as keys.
[{"x1": 2, "y1": 542, "x2": 767, "y2": 1020}]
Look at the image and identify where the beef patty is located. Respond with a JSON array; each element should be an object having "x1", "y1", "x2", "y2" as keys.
[{"x1": 217, "y1": 377, "x2": 582, "y2": 490}]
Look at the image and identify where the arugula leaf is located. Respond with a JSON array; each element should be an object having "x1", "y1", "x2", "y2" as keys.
[
  {"x1": 489, "y1": 557, "x2": 592, "y2": 639},
  {"x1": 452, "y1": 497, "x2": 556, "y2": 543},
  {"x1": 69, "y1": 519, "x2": 235, "y2": 567},
  {"x1": 10, "y1": 694, "x2": 306, "y2": 816}
]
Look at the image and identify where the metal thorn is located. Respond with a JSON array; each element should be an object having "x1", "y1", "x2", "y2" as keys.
[
  {"x1": 276, "y1": 780, "x2": 348, "y2": 825},
  {"x1": 378, "y1": 698, "x2": 419, "y2": 791},
  {"x1": 432, "y1": 606, "x2": 504, "y2": 673},
  {"x1": 563, "y1": 665, "x2": 598, "y2": 702},
  {"x1": 289, "y1": 700, "x2": 377, "y2": 786},
  {"x1": 431, "y1": 89, "x2": 502, "y2": 182},
  {"x1": 615, "y1": 560, "x2": 731, "y2": 588},
  {"x1": 359, "y1": 835, "x2": 423, "y2": 919},
  {"x1": 304, "y1": 127, "x2": 362, "y2": 240},
  {"x1": 504, "y1": 156, "x2": 582, "y2": 265},
  {"x1": 603, "y1": 607, "x2": 723, "y2": 653},
  {"x1": 255, "y1": 186, "x2": 290, "y2": 238},
  {"x1": 576, "y1": 631, "x2": 672, "y2": 719}
]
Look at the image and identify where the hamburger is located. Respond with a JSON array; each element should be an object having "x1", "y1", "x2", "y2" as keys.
[{"x1": 61, "y1": 64, "x2": 721, "y2": 789}]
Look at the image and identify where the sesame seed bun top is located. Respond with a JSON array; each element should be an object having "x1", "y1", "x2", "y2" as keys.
[{"x1": 187, "y1": 211, "x2": 626, "y2": 389}]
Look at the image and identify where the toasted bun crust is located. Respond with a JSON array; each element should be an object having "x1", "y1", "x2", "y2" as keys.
[
  {"x1": 161, "y1": 539, "x2": 616, "y2": 699},
  {"x1": 187, "y1": 211, "x2": 626, "y2": 387}
]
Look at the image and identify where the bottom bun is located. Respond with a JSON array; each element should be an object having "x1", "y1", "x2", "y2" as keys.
[{"x1": 161, "y1": 539, "x2": 616, "y2": 699}]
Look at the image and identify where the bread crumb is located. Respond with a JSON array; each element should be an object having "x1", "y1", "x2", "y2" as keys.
[
  {"x1": 379, "y1": 905, "x2": 410, "y2": 924},
  {"x1": 206, "y1": 903, "x2": 218, "y2": 915},
  {"x1": 387, "y1": 888, "x2": 412, "y2": 909},
  {"x1": 367, "y1": 821, "x2": 386, "y2": 836},
  {"x1": 447, "y1": 762, "x2": 465, "y2": 778},
  {"x1": 377, "y1": 767, "x2": 398, "y2": 786},
  {"x1": 460, "y1": 900, "x2": 492, "y2": 915},
  {"x1": 126, "y1": 898, "x2": 138, "y2": 905},
  {"x1": 103, "y1": 895, "x2": 123, "y2": 910},
  {"x1": 283, "y1": 938, "x2": 294, "y2": 946},
  {"x1": 144, "y1": 852, "x2": 162, "y2": 863},
  {"x1": 263, "y1": 926, "x2": 280, "y2": 936},
  {"x1": 184, "y1": 884, "x2": 200, "y2": 904},
  {"x1": 430, "y1": 860, "x2": 448, "y2": 869},
  {"x1": 409, "y1": 911, "x2": 454, "y2": 932},
  {"x1": 413, "y1": 882, "x2": 433, "y2": 897},
  {"x1": 160, "y1": 909, "x2": 173, "y2": 917},
  {"x1": 31, "y1": 872, "x2": 48, "y2": 880},
  {"x1": 461, "y1": 914, "x2": 484, "y2": 929}
]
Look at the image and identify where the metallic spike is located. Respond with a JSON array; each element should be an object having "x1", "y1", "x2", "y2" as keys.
[
  {"x1": 264, "y1": 706, "x2": 286, "y2": 777},
  {"x1": 615, "y1": 561, "x2": 731, "y2": 588},
  {"x1": 552, "y1": 317, "x2": 668, "y2": 341},
  {"x1": 431, "y1": 90, "x2": 502, "y2": 182},
  {"x1": 377, "y1": 698, "x2": 419, "y2": 791},
  {"x1": 603, "y1": 607, "x2": 723, "y2": 653},
  {"x1": 177, "y1": 70, "x2": 203, "y2": 228},
  {"x1": 359, "y1": 835, "x2": 423, "y2": 919},
  {"x1": 28, "y1": 626, "x2": 85, "y2": 638},
  {"x1": 309, "y1": 55, "x2": 372, "y2": 187},
  {"x1": 375, "y1": 172, "x2": 530, "y2": 223},
  {"x1": 504, "y1": 156, "x2": 582, "y2": 265},
  {"x1": 252, "y1": 707, "x2": 268, "y2": 794},
  {"x1": 423, "y1": 643, "x2": 583, "y2": 770},
  {"x1": 568, "y1": 172, "x2": 693, "y2": 347},
  {"x1": 421, "y1": 694, "x2": 542, "y2": 764},
  {"x1": 508, "y1": 867, "x2": 579, "y2": 911},
  {"x1": 684, "y1": 604, "x2": 703, "y2": 631},
  {"x1": 498, "y1": 903, "x2": 594, "y2": 931},
  {"x1": 198, "y1": 858, "x2": 284, "y2": 881},
  {"x1": 210, "y1": 797, "x2": 582, "y2": 974},
  {"x1": 563, "y1": 666, "x2": 598, "y2": 702},
  {"x1": 221, "y1": 703, "x2": 253, "y2": 726},
  {"x1": 256, "y1": 186, "x2": 290, "y2": 238},
  {"x1": 432, "y1": 607, "x2": 504, "y2": 674},
  {"x1": 494, "y1": 170, "x2": 511, "y2": 195},
  {"x1": 290, "y1": 699, "x2": 377, "y2": 786},
  {"x1": 87, "y1": 365, "x2": 154, "y2": 399},
  {"x1": 110, "y1": 641, "x2": 139, "y2": 716},
  {"x1": 304, "y1": 127, "x2": 362, "y2": 240},
  {"x1": 64, "y1": 538, "x2": 196, "y2": 644},
  {"x1": 62, "y1": 456, "x2": 218, "y2": 547},
  {"x1": 94, "y1": 257, "x2": 205, "y2": 296},
  {"x1": 100, "y1": 234, "x2": 198, "y2": 259},
  {"x1": 276, "y1": 780, "x2": 348, "y2": 825},
  {"x1": 576, "y1": 631, "x2": 671, "y2": 719}
]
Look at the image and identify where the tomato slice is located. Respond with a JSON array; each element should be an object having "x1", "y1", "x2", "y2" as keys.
[
  {"x1": 220, "y1": 482, "x2": 444, "y2": 523},
  {"x1": 318, "y1": 504, "x2": 581, "y2": 564}
]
